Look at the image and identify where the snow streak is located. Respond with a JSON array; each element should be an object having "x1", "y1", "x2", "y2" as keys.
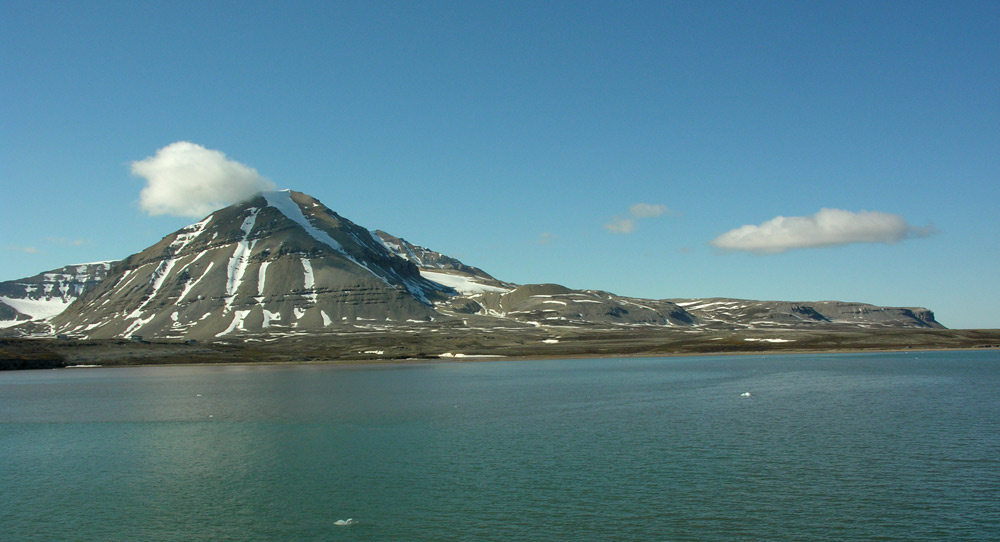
[
  {"x1": 137, "y1": 215, "x2": 213, "y2": 313},
  {"x1": 263, "y1": 191, "x2": 345, "y2": 252},
  {"x1": 262, "y1": 191, "x2": 387, "y2": 284},
  {"x1": 262, "y1": 309, "x2": 280, "y2": 328},
  {"x1": 301, "y1": 257, "x2": 318, "y2": 304},
  {"x1": 178, "y1": 261, "x2": 214, "y2": 304},
  {"x1": 216, "y1": 309, "x2": 252, "y2": 337},
  {"x1": 224, "y1": 208, "x2": 260, "y2": 311},
  {"x1": 257, "y1": 260, "x2": 270, "y2": 296}
]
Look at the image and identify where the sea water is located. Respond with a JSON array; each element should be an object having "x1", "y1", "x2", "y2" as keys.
[{"x1": 1, "y1": 351, "x2": 998, "y2": 541}]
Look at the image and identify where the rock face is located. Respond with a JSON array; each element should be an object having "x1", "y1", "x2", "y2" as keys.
[
  {"x1": 3, "y1": 189, "x2": 945, "y2": 340},
  {"x1": 373, "y1": 230, "x2": 495, "y2": 280},
  {"x1": 0, "y1": 262, "x2": 114, "y2": 331},
  {"x1": 456, "y1": 284, "x2": 696, "y2": 327}
]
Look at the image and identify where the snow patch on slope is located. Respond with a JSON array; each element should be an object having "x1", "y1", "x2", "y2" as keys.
[
  {"x1": 216, "y1": 309, "x2": 252, "y2": 337},
  {"x1": 0, "y1": 296, "x2": 73, "y2": 321},
  {"x1": 123, "y1": 313, "x2": 155, "y2": 337},
  {"x1": 224, "y1": 208, "x2": 260, "y2": 310},
  {"x1": 178, "y1": 261, "x2": 214, "y2": 304},
  {"x1": 373, "y1": 231, "x2": 428, "y2": 266},
  {"x1": 263, "y1": 190, "x2": 393, "y2": 286},
  {"x1": 262, "y1": 191, "x2": 345, "y2": 252},
  {"x1": 301, "y1": 257, "x2": 318, "y2": 304},
  {"x1": 138, "y1": 216, "x2": 214, "y2": 311},
  {"x1": 420, "y1": 270, "x2": 510, "y2": 295},
  {"x1": 257, "y1": 260, "x2": 270, "y2": 296},
  {"x1": 262, "y1": 309, "x2": 280, "y2": 328}
]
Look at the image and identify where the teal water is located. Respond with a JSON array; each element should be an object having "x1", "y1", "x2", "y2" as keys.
[{"x1": 2, "y1": 351, "x2": 998, "y2": 541}]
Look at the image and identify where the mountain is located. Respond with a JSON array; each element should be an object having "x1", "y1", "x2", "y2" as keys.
[
  {"x1": 372, "y1": 233, "x2": 698, "y2": 326},
  {"x1": 373, "y1": 230, "x2": 496, "y2": 280},
  {"x1": 0, "y1": 262, "x2": 114, "y2": 332},
  {"x1": 364, "y1": 235, "x2": 939, "y2": 330},
  {"x1": 669, "y1": 298, "x2": 941, "y2": 329},
  {"x1": 50, "y1": 191, "x2": 452, "y2": 340},
  {"x1": 5, "y1": 189, "x2": 942, "y2": 341}
]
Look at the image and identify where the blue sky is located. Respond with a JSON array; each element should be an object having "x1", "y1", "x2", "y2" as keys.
[{"x1": 2, "y1": 1, "x2": 998, "y2": 329}]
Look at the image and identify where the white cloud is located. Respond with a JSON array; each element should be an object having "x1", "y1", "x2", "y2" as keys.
[
  {"x1": 46, "y1": 237, "x2": 88, "y2": 246},
  {"x1": 536, "y1": 232, "x2": 556, "y2": 245},
  {"x1": 604, "y1": 217, "x2": 636, "y2": 234},
  {"x1": 628, "y1": 203, "x2": 671, "y2": 218},
  {"x1": 5, "y1": 245, "x2": 40, "y2": 254},
  {"x1": 710, "y1": 208, "x2": 934, "y2": 254},
  {"x1": 604, "y1": 202, "x2": 671, "y2": 234},
  {"x1": 132, "y1": 141, "x2": 276, "y2": 218}
]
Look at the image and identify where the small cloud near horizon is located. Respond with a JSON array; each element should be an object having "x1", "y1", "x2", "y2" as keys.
[
  {"x1": 604, "y1": 217, "x2": 636, "y2": 234},
  {"x1": 132, "y1": 141, "x2": 276, "y2": 218},
  {"x1": 604, "y1": 203, "x2": 673, "y2": 234},
  {"x1": 46, "y1": 237, "x2": 89, "y2": 247},
  {"x1": 710, "y1": 208, "x2": 935, "y2": 254},
  {"x1": 5, "y1": 245, "x2": 40, "y2": 254},
  {"x1": 628, "y1": 203, "x2": 671, "y2": 218}
]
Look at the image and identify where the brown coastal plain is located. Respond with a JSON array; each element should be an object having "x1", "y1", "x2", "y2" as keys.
[{"x1": 3, "y1": 326, "x2": 999, "y2": 370}]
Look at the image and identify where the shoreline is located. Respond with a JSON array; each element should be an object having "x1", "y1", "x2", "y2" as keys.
[
  {"x1": 21, "y1": 344, "x2": 1000, "y2": 372},
  {"x1": 3, "y1": 328, "x2": 999, "y2": 371}
]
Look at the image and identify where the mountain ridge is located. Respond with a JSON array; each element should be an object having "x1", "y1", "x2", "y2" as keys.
[
  {"x1": 0, "y1": 262, "x2": 113, "y2": 330},
  {"x1": 2, "y1": 189, "x2": 944, "y2": 339}
]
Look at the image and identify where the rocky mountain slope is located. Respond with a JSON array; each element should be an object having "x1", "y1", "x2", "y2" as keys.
[
  {"x1": 2, "y1": 189, "x2": 944, "y2": 340},
  {"x1": 0, "y1": 262, "x2": 114, "y2": 331},
  {"x1": 373, "y1": 230, "x2": 496, "y2": 280},
  {"x1": 670, "y1": 298, "x2": 940, "y2": 330}
]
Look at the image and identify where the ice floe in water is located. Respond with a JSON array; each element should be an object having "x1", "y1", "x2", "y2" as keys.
[{"x1": 333, "y1": 519, "x2": 356, "y2": 526}]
